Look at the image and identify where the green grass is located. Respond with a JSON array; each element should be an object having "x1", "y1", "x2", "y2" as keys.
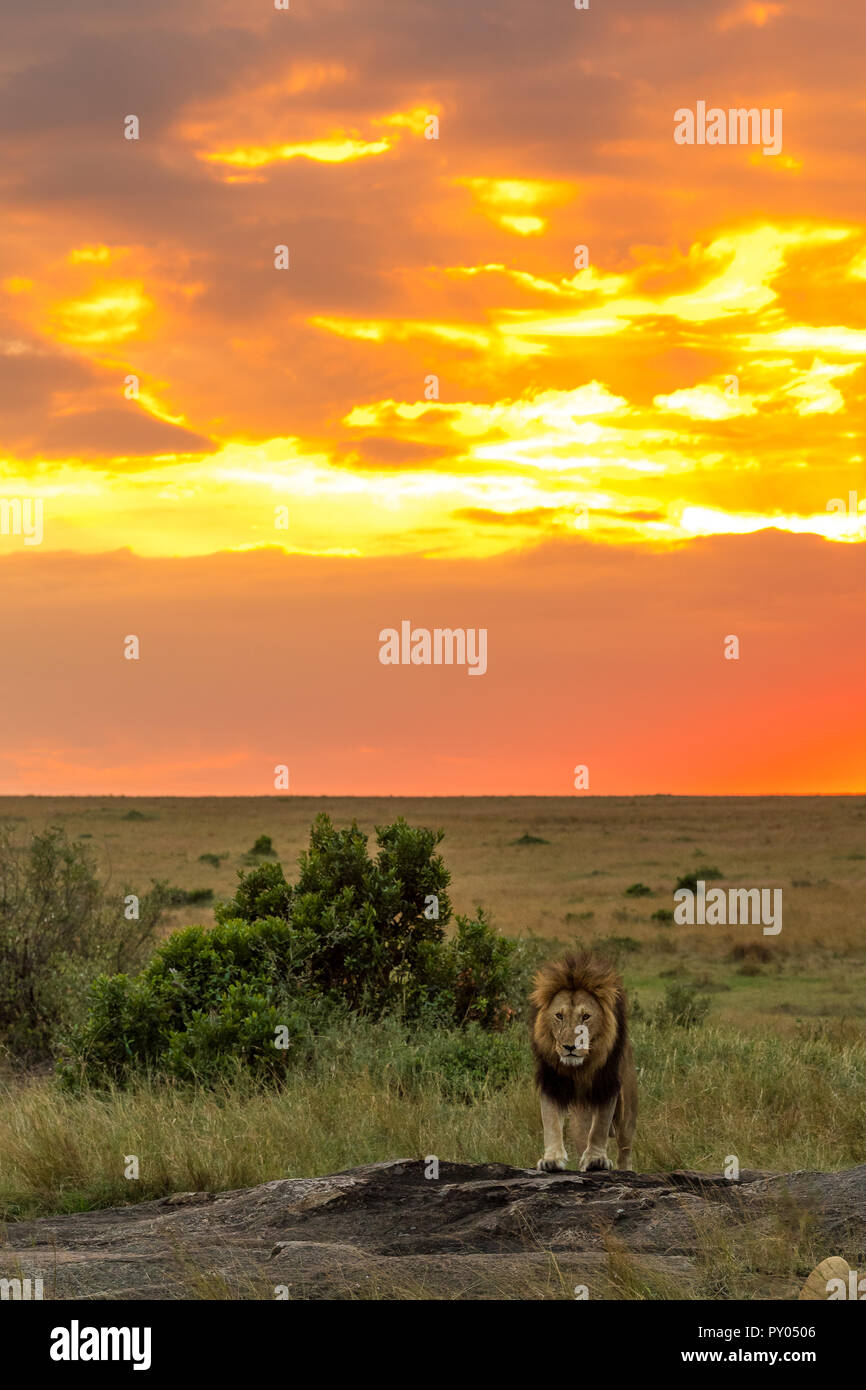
[{"x1": 1, "y1": 1007, "x2": 863, "y2": 1223}]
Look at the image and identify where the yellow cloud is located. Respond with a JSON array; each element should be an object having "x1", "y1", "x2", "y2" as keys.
[
  {"x1": 499, "y1": 215, "x2": 546, "y2": 236},
  {"x1": 654, "y1": 384, "x2": 757, "y2": 420},
  {"x1": 68, "y1": 245, "x2": 114, "y2": 265},
  {"x1": 495, "y1": 226, "x2": 853, "y2": 343},
  {"x1": 455, "y1": 177, "x2": 575, "y2": 235},
  {"x1": 50, "y1": 283, "x2": 152, "y2": 345},
  {"x1": 311, "y1": 315, "x2": 537, "y2": 355},
  {"x1": 847, "y1": 247, "x2": 866, "y2": 280},
  {"x1": 757, "y1": 326, "x2": 866, "y2": 354},
  {"x1": 202, "y1": 135, "x2": 392, "y2": 168},
  {"x1": 374, "y1": 107, "x2": 437, "y2": 134},
  {"x1": 198, "y1": 105, "x2": 437, "y2": 172},
  {"x1": 782, "y1": 359, "x2": 858, "y2": 415},
  {"x1": 445, "y1": 263, "x2": 629, "y2": 296},
  {"x1": 344, "y1": 385, "x2": 628, "y2": 441},
  {"x1": 681, "y1": 505, "x2": 865, "y2": 542}
]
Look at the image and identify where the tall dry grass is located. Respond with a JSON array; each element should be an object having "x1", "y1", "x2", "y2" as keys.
[{"x1": 1, "y1": 1015, "x2": 863, "y2": 1221}]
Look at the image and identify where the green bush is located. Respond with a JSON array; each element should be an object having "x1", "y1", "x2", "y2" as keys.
[
  {"x1": 675, "y1": 866, "x2": 723, "y2": 894},
  {"x1": 62, "y1": 815, "x2": 526, "y2": 1087},
  {"x1": 57, "y1": 911, "x2": 321, "y2": 1087},
  {"x1": 285, "y1": 814, "x2": 454, "y2": 1014},
  {"x1": 448, "y1": 909, "x2": 521, "y2": 1028},
  {"x1": 58, "y1": 973, "x2": 172, "y2": 1084},
  {"x1": 392, "y1": 1021, "x2": 526, "y2": 1103},
  {"x1": 0, "y1": 827, "x2": 165, "y2": 1060},
  {"x1": 164, "y1": 886, "x2": 214, "y2": 906},
  {"x1": 216, "y1": 860, "x2": 293, "y2": 924},
  {"x1": 165, "y1": 984, "x2": 315, "y2": 1084},
  {"x1": 653, "y1": 982, "x2": 710, "y2": 1030}
]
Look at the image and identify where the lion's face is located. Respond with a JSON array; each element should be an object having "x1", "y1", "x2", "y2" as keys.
[{"x1": 544, "y1": 988, "x2": 605, "y2": 1068}]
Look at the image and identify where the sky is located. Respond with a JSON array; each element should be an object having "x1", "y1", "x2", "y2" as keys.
[{"x1": 0, "y1": 0, "x2": 864, "y2": 793}]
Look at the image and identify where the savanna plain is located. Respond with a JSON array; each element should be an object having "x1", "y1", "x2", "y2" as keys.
[{"x1": 1, "y1": 795, "x2": 863, "y2": 1299}]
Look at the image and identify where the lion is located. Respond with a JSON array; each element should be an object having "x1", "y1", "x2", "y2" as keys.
[{"x1": 529, "y1": 952, "x2": 637, "y2": 1172}]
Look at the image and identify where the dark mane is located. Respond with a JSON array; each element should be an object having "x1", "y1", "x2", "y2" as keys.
[
  {"x1": 529, "y1": 953, "x2": 629, "y2": 1108},
  {"x1": 529, "y1": 951, "x2": 622, "y2": 1013}
]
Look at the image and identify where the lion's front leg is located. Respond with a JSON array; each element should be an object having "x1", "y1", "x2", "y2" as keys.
[
  {"x1": 579, "y1": 1094, "x2": 618, "y2": 1172},
  {"x1": 537, "y1": 1093, "x2": 568, "y2": 1171}
]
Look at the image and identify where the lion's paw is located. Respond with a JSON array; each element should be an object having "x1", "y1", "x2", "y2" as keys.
[
  {"x1": 536, "y1": 1157, "x2": 567, "y2": 1172},
  {"x1": 579, "y1": 1150, "x2": 613, "y2": 1173}
]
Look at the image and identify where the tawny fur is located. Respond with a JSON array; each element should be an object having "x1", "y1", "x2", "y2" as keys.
[{"x1": 529, "y1": 952, "x2": 638, "y2": 1173}]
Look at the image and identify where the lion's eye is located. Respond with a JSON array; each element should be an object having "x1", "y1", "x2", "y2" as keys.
[
  {"x1": 580, "y1": 1012, "x2": 590, "y2": 1022},
  {"x1": 555, "y1": 1012, "x2": 564, "y2": 1022}
]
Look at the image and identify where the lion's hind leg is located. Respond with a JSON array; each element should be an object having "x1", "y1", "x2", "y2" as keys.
[
  {"x1": 616, "y1": 1041, "x2": 639, "y2": 1170},
  {"x1": 612, "y1": 1075, "x2": 637, "y2": 1171},
  {"x1": 609, "y1": 1091, "x2": 633, "y2": 1171}
]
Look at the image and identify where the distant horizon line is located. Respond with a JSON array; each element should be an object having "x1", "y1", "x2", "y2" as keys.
[{"x1": 0, "y1": 792, "x2": 863, "y2": 801}]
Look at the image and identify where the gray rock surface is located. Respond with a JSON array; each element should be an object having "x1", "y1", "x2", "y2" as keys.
[{"x1": 3, "y1": 1160, "x2": 864, "y2": 1300}]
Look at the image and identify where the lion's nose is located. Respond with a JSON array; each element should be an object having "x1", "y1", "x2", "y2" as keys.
[{"x1": 563, "y1": 1043, "x2": 577, "y2": 1053}]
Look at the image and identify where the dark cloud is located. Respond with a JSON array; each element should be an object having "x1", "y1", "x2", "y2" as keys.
[
  {"x1": 0, "y1": 331, "x2": 214, "y2": 459},
  {"x1": 22, "y1": 408, "x2": 216, "y2": 461},
  {"x1": 347, "y1": 438, "x2": 453, "y2": 468},
  {"x1": 452, "y1": 506, "x2": 561, "y2": 527},
  {"x1": 0, "y1": 344, "x2": 93, "y2": 411}
]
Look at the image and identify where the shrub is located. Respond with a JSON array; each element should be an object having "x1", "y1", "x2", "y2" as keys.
[
  {"x1": 675, "y1": 866, "x2": 724, "y2": 894},
  {"x1": 249, "y1": 835, "x2": 275, "y2": 857},
  {"x1": 447, "y1": 909, "x2": 521, "y2": 1028},
  {"x1": 653, "y1": 982, "x2": 710, "y2": 1030},
  {"x1": 625, "y1": 882, "x2": 651, "y2": 897},
  {"x1": 0, "y1": 827, "x2": 165, "y2": 1060},
  {"x1": 164, "y1": 887, "x2": 214, "y2": 907},
  {"x1": 144, "y1": 915, "x2": 318, "y2": 1013},
  {"x1": 57, "y1": 973, "x2": 172, "y2": 1085},
  {"x1": 58, "y1": 914, "x2": 320, "y2": 1087},
  {"x1": 217, "y1": 860, "x2": 293, "y2": 924},
  {"x1": 287, "y1": 814, "x2": 452, "y2": 1014},
  {"x1": 729, "y1": 943, "x2": 773, "y2": 964},
  {"x1": 164, "y1": 984, "x2": 316, "y2": 1084},
  {"x1": 62, "y1": 815, "x2": 525, "y2": 1087}
]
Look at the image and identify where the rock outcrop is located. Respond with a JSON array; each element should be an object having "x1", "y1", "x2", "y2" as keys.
[{"x1": 3, "y1": 1161, "x2": 864, "y2": 1300}]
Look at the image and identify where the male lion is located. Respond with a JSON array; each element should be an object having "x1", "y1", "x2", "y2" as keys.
[{"x1": 529, "y1": 952, "x2": 637, "y2": 1172}]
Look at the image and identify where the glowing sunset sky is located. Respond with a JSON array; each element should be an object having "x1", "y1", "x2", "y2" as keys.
[{"x1": 0, "y1": 0, "x2": 864, "y2": 793}]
